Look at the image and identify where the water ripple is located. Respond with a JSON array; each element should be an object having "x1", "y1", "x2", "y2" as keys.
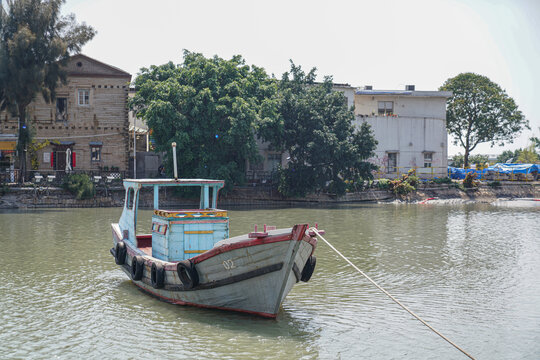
[{"x1": 1, "y1": 205, "x2": 539, "y2": 359}]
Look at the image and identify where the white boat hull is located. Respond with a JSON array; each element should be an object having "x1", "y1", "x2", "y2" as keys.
[{"x1": 112, "y1": 224, "x2": 317, "y2": 317}]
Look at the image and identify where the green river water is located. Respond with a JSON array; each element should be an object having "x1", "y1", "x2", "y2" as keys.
[{"x1": 1, "y1": 203, "x2": 539, "y2": 359}]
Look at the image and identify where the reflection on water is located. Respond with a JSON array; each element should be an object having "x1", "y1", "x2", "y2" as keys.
[{"x1": 0, "y1": 204, "x2": 539, "y2": 359}]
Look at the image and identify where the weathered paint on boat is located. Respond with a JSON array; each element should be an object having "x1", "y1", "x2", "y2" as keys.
[{"x1": 111, "y1": 178, "x2": 318, "y2": 317}]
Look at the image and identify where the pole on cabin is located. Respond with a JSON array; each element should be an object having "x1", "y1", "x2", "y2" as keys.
[{"x1": 172, "y1": 142, "x2": 178, "y2": 179}]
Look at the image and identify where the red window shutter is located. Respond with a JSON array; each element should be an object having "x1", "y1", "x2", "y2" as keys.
[
  {"x1": 51, "y1": 152, "x2": 54, "y2": 168},
  {"x1": 72, "y1": 152, "x2": 76, "y2": 167}
]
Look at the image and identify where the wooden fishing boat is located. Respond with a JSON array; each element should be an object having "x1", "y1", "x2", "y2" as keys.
[{"x1": 110, "y1": 178, "x2": 318, "y2": 318}]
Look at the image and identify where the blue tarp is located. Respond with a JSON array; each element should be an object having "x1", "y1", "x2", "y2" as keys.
[
  {"x1": 447, "y1": 167, "x2": 483, "y2": 179},
  {"x1": 484, "y1": 163, "x2": 540, "y2": 174},
  {"x1": 448, "y1": 163, "x2": 539, "y2": 179}
]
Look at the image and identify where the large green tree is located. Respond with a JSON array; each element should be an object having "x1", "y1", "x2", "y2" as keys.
[
  {"x1": 496, "y1": 149, "x2": 521, "y2": 164},
  {"x1": 440, "y1": 72, "x2": 528, "y2": 168},
  {"x1": 0, "y1": 0, "x2": 95, "y2": 180},
  {"x1": 258, "y1": 63, "x2": 377, "y2": 197},
  {"x1": 130, "y1": 51, "x2": 277, "y2": 187}
]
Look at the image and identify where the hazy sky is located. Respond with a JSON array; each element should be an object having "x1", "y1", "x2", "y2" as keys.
[{"x1": 63, "y1": 0, "x2": 540, "y2": 156}]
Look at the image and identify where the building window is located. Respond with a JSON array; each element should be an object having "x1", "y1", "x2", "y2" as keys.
[
  {"x1": 90, "y1": 146, "x2": 102, "y2": 162},
  {"x1": 78, "y1": 89, "x2": 90, "y2": 106},
  {"x1": 378, "y1": 101, "x2": 394, "y2": 115},
  {"x1": 423, "y1": 152, "x2": 433, "y2": 168},
  {"x1": 56, "y1": 97, "x2": 67, "y2": 122},
  {"x1": 387, "y1": 152, "x2": 397, "y2": 173}
]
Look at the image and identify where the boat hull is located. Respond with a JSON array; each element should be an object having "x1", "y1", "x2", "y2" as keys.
[{"x1": 111, "y1": 224, "x2": 317, "y2": 318}]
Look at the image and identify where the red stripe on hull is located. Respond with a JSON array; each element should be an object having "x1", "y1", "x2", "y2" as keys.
[
  {"x1": 113, "y1": 224, "x2": 317, "y2": 269},
  {"x1": 191, "y1": 234, "x2": 293, "y2": 264}
]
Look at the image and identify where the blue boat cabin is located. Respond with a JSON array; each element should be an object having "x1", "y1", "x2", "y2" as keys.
[{"x1": 118, "y1": 179, "x2": 229, "y2": 261}]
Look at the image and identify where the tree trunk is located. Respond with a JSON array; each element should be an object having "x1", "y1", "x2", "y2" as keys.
[
  {"x1": 17, "y1": 104, "x2": 29, "y2": 183},
  {"x1": 463, "y1": 148, "x2": 469, "y2": 169}
]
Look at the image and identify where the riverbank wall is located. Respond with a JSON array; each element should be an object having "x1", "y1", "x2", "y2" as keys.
[{"x1": 1, "y1": 182, "x2": 538, "y2": 209}]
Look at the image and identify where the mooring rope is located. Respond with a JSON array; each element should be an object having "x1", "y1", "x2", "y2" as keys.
[{"x1": 309, "y1": 228, "x2": 475, "y2": 359}]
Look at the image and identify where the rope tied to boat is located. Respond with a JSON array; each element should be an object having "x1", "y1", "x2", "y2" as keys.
[{"x1": 309, "y1": 227, "x2": 475, "y2": 360}]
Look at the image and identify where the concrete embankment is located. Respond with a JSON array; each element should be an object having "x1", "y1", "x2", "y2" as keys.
[{"x1": 0, "y1": 182, "x2": 538, "y2": 209}]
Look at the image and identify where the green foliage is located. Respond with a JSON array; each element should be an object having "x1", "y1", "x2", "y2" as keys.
[
  {"x1": 257, "y1": 62, "x2": 378, "y2": 197},
  {"x1": 63, "y1": 174, "x2": 95, "y2": 200},
  {"x1": 453, "y1": 153, "x2": 488, "y2": 168},
  {"x1": 385, "y1": 169, "x2": 418, "y2": 195},
  {"x1": 451, "y1": 153, "x2": 464, "y2": 168},
  {"x1": 488, "y1": 181, "x2": 501, "y2": 187},
  {"x1": 406, "y1": 169, "x2": 419, "y2": 187},
  {"x1": 470, "y1": 154, "x2": 489, "y2": 168},
  {"x1": 0, "y1": 0, "x2": 95, "y2": 179},
  {"x1": 28, "y1": 139, "x2": 58, "y2": 170},
  {"x1": 531, "y1": 134, "x2": 540, "y2": 152},
  {"x1": 517, "y1": 145, "x2": 539, "y2": 163},
  {"x1": 463, "y1": 172, "x2": 477, "y2": 188},
  {"x1": 496, "y1": 149, "x2": 521, "y2": 164},
  {"x1": 377, "y1": 179, "x2": 391, "y2": 190},
  {"x1": 440, "y1": 73, "x2": 528, "y2": 168},
  {"x1": 431, "y1": 177, "x2": 452, "y2": 184},
  {"x1": 130, "y1": 51, "x2": 276, "y2": 189}
]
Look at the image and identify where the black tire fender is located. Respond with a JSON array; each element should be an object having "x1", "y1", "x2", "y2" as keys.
[
  {"x1": 300, "y1": 255, "x2": 316, "y2": 282},
  {"x1": 131, "y1": 256, "x2": 144, "y2": 281},
  {"x1": 177, "y1": 260, "x2": 199, "y2": 289},
  {"x1": 151, "y1": 262, "x2": 165, "y2": 289},
  {"x1": 115, "y1": 241, "x2": 126, "y2": 265}
]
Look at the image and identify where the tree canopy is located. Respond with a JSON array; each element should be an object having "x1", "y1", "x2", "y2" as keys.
[
  {"x1": 440, "y1": 72, "x2": 528, "y2": 168},
  {"x1": 130, "y1": 51, "x2": 277, "y2": 188},
  {"x1": 258, "y1": 63, "x2": 377, "y2": 196},
  {"x1": 0, "y1": 0, "x2": 95, "y2": 180},
  {"x1": 496, "y1": 149, "x2": 521, "y2": 164},
  {"x1": 132, "y1": 54, "x2": 378, "y2": 196},
  {"x1": 451, "y1": 153, "x2": 488, "y2": 168},
  {"x1": 517, "y1": 145, "x2": 539, "y2": 164}
]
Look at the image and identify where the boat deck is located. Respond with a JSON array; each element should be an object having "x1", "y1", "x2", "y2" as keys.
[{"x1": 136, "y1": 235, "x2": 153, "y2": 256}]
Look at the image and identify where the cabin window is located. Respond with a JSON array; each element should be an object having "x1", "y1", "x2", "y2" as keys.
[
  {"x1": 78, "y1": 89, "x2": 90, "y2": 106},
  {"x1": 127, "y1": 188, "x2": 135, "y2": 209},
  {"x1": 387, "y1": 152, "x2": 397, "y2": 173},
  {"x1": 56, "y1": 97, "x2": 67, "y2": 122},
  {"x1": 378, "y1": 101, "x2": 394, "y2": 115},
  {"x1": 152, "y1": 222, "x2": 167, "y2": 235}
]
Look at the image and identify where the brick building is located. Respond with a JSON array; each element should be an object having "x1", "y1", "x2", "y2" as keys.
[{"x1": 0, "y1": 54, "x2": 131, "y2": 177}]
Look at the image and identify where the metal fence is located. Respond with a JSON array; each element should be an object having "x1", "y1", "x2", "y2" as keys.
[
  {"x1": 374, "y1": 166, "x2": 539, "y2": 182},
  {"x1": 372, "y1": 166, "x2": 448, "y2": 180},
  {"x1": 0, "y1": 169, "x2": 128, "y2": 186}
]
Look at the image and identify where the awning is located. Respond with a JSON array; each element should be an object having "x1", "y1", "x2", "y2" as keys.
[
  {"x1": 0, "y1": 134, "x2": 17, "y2": 150},
  {"x1": 129, "y1": 125, "x2": 148, "y2": 134}
]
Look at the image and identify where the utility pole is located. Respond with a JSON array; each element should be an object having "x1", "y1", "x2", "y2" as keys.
[{"x1": 133, "y1": 125, "x2": 136, "y2": 179}]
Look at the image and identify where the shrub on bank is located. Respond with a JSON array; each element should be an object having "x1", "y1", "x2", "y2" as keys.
[
  {"x1": 431, "y1": 177, "x2": 453, "y2": 184},
  {"x1": 386, "y1": 169, "x2": 419, "y2": 195},
  {"x1": 463, "y1": 172, "x2": 477, "y2": 188},
  {"x1": 63, "y1": 174, "x2": 95, "y2": 200},
  {"x1": 377, "y1": 179, "x2": 391, "y2": 190}
]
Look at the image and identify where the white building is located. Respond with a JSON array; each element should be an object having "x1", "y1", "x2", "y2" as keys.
[{"x1": 353, "y1": 86, "x2": 451, "y2": 178}]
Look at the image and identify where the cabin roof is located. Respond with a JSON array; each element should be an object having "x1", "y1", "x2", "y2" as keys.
[{"x1": 123, "y1": 178, "x2": 225, "y2": 187}]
